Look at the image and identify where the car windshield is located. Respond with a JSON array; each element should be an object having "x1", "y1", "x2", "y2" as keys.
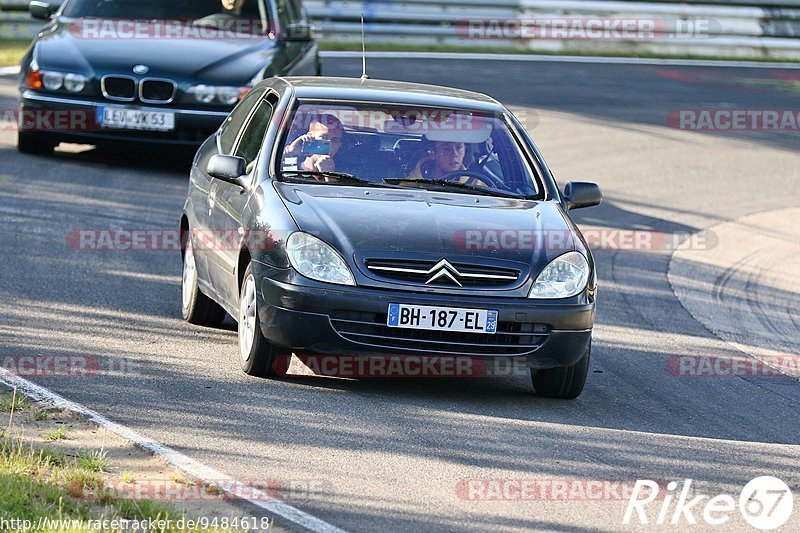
[
  {"x1": 62, "y1": 0, "x2": 269, "y2": 35},
  {"x1": 278, "y1": 102, "x2": 541, "y2": 198}
]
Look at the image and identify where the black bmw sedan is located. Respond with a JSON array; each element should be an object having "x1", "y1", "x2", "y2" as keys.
[
  {"x1": 181, "y1": 77, "x2": 603, "y2": 399},
  {"x1": 17, "y1": 0, "x2": 318, "y2": 154}
]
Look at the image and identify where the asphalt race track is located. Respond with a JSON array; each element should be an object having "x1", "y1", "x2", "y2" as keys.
[{"x1": 1, "y1": 57, "x2": 799, "y2": 531}]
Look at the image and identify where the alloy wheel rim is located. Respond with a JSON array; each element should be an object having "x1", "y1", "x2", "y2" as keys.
[
  {"x1": 182, "y1": 241, "x2": 196, "y2": 311},
  {"x1": 239, "y1": 274, "x2": 257, "y2": 361}
]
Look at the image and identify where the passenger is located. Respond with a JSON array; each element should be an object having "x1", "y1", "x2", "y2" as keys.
[
  {"x1": 283, "y1": 114, "x2": 344, "y2": 173},
  {"x1": 407, "y1": 140, "x2": 487, "y2": 187}
]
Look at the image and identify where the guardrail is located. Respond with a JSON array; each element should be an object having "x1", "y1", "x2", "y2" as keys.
[{"x1": 2, "y1": 0, "x2": 799, "y2": 59}]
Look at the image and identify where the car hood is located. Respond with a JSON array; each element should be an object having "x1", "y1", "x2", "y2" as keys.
[
  {"x1": 33, "y1": 20, "x2": 276, "y2": 84},
  {"x1": 274, "y1": 183, "x2": 579, "y2": 280}
]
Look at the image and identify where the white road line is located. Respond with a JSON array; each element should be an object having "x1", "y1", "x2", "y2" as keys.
[
  {"x1": 0, "y1": 66, "x2": 21, "y2": 76},
  {"x1": 0, "y1": 369, "x2": 347, "y2": 533},
  {"x1": 320, "y1": 51, "x2": 800, "y2": 69}
]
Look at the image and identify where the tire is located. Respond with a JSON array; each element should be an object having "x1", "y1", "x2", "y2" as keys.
[
  {"x1": 181, "y1": 237, "x2": 226, "y2": 327},
  {"x1": 237, "y1": 263, "x2": 281, "y2": 378},
  {"x1": 531, "y1": 341, "x2": 591, "y2": 399},
  {"x1": 17, "y1": 131, "x2": 57, "y2": 156}
]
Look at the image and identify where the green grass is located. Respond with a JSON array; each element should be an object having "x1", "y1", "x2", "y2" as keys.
[
  {"x1": 319, "y1": 39, "x2": 800, "y2": 63},
  {"x1": 1, "y1": 393, "x2": 30, "y2": 412},
  {"x1": 0, "y1": 434, "x2": 238, "y2": 531},
  {"x1": 0, "y1": 437, "x2": 92, "y2": 522},
  {"x1": 77, "y1": 449, "x2": 108, "y2": 473},
  {"x1": 44, "y1": 426, "x2": 69, "y2": 441},
  {"x1": 0, "y1": 39, "x2": 29, "y2": 67},
  {"x1": 34, "y1": 409, "x2": 49, "y2": 421}
]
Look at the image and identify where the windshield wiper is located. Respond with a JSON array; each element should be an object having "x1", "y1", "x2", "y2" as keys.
[
  {"x1": 282, "y1": 170, "x2": 384, "y2": 186},
  {"x1": 383, "y1": 178, "x2": 524, "y2": 199}
]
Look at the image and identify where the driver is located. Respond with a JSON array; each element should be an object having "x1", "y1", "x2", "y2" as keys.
[
  {"x1": 283, "y1": 114, "x2": 344, "y2": 173},
  {"x1": 220, "y1": 0, "x2": 246, "y2": 15},
  {"x1": 407, "y1": 140, "x2": 488, "y2": 187}
]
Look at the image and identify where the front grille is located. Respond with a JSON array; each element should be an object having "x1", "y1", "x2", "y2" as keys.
[
  {"x1": 365, "y1": 259, "x2": 520, "y2": 288},
  {"x1": 330, "y1": 310, "x2": 549, "y2": 356},
  {"x1": 140, "y1": 78, "x2": 176, "y2": 104},
  {"x1": 101, "y1": 76, "x2": 136, "y2": 101}
]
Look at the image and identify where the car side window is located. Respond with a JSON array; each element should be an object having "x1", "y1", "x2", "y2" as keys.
[
  {"x1": 218, "y1": 87, "x2": 266, "y2": 155},
  {"x1": 234, "y1": 94, "x2": 280, "y2": 171}
]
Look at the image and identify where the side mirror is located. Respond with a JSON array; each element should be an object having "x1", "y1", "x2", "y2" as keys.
[
  {"x1": 29, "y1": 1, "x2": 58, "y2": 20},
  {"x1": 283, "y1": 22, "x2": 314, "y2": 42},
  {"x1": 208, "y1": 154, "x2": 248, "y2": 188},
  {"x1": 563, "y1": 181, "x2": 602, "y2": 211}
]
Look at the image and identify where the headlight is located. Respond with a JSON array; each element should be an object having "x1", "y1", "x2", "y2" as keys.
[
  {"x1": 286, "y1": 233, "x2": 355, "y2": 286},
  {"x1": 188, "y1": 84, "x2": 247, "y2": 105},
  {"x1": 64, "y1": 73, "x2": 87, "y2": 93},
  {"x1": 32, "y1": 71, "x2": 89, "y2": 93},
  {"x1": 42, "y1": 71, "x2": 63, "y2": 91},
  {"x1": 529, "y1": 252, "x2": 590, "y2": 299}
]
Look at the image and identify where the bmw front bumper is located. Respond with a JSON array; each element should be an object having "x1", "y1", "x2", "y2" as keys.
[{"x1": 19, "y1": 91, "x2": 230, "y2": 146}]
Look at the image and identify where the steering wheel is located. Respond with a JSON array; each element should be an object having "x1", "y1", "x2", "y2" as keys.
[
  {"x1": 193, "y1": 14, "x2": 237, "y2": 27},
  {"x1": 440, "y1": 170, "x2": 503, "y2": 189}
]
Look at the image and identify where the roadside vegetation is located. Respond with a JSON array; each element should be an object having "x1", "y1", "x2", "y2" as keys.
[
  {"x1": 0, "y1": 39, "x2": 29, "y2": 66},
  {"x1": 0, "y1": 390, "x2": 238, "y2": 532},
  {"x1": 1, "y1": 37, "x2": 795, "y2": 68}
]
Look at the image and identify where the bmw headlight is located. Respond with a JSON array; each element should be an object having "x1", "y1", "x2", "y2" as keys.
[
  {"x1": 286, "y1": 233, "x2": 355, "y2": 286},
  {"x1": 63, "y1": 73, "x2": 87, "y2": 93},
  {"x1": 42, "y1": 71, "x2": 63, "y2": 91},
  {"x1": 529, "y1": 252, "x2": 590, "y2": 299},
  {"x1": 188, "y1": 84, "x2": 247, "y2": 105},
  {"x1": 32, "y1": 71, "x2": 88, "y2": 93}
]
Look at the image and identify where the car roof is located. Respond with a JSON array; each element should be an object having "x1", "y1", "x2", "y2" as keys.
[{"x1": 274, "y1": 77, "x2": 505, "y2": 113}]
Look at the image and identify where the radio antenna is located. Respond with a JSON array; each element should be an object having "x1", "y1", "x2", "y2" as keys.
[{"x1": 360, "y1": 13, "x2": 369, "y2": 81}]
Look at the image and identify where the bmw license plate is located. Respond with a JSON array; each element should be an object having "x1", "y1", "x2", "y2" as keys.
[
  {"x1": 387, "y1": 304, "x2": 498, "y2": 334},
  {"x1": 98, "y1": 107, "x2": 175, "y2": 131}
]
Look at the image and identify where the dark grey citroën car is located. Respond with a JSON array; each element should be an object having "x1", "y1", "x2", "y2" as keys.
[{"x1": 181, "y1": 77, "x2": 603, "y2": 400}]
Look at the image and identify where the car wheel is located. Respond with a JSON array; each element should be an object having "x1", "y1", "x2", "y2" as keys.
[
  {"x1": 181, "y1": 237, "x2": 226, "y2": 326},
  {"x1": 531, "y1": 341, "x2": 591, "y2": 399},
  {"x1": 17, "y1": 132, "x2": 57, "y2": 156},
  {"x1": 238, "y1": 263, "x2": 281, "y2": 378}
]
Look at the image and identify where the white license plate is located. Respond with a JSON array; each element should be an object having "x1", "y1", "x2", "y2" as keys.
[
  {"x1": 98, "y1": 107, "x2": 175, "y2": 131},
  {"x1": 387, "y1": 304, "x2": 498, "y2": 334}
]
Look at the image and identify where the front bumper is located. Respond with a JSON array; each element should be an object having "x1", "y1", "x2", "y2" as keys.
[
  {"x1": 258, "y1": 276, "x2": 595, "y2": 369},
  {"x1": 19, "y1": 91, "x2": 230, "y2": 146}
]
